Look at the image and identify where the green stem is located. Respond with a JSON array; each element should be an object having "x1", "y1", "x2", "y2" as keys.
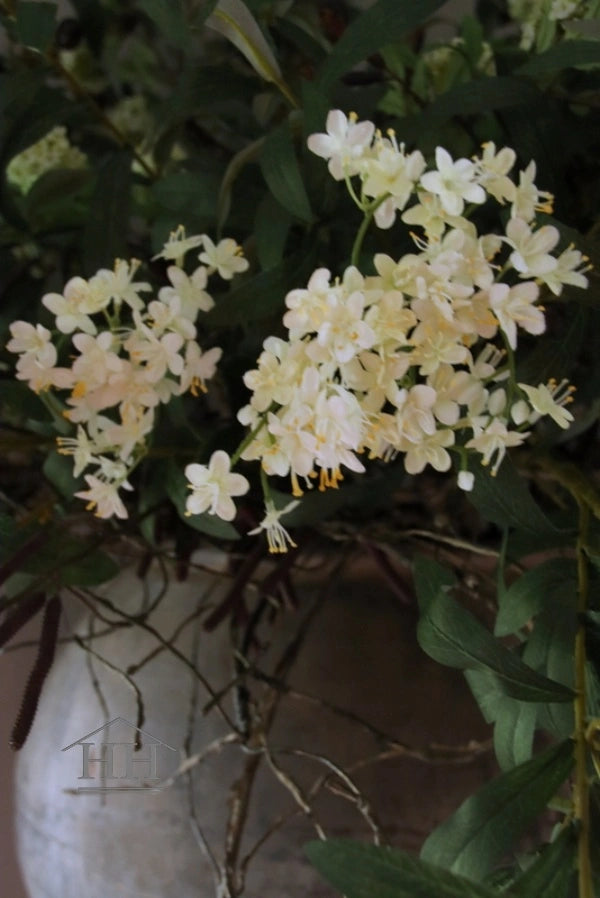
[
  {"x1": 350, "y1": 193, "x2": 391, "y2": 268},
  {"x1": 230, "y1": 414, "x2": 268, "y2": 467},
  {"x1": 259, "y1": 465, "x2": 272, "y2": 504},
  {"x1": 575, "y1": 500, "x2": 594, "y2": 898}
]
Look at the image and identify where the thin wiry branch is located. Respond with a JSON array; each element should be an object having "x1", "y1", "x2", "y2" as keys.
[
  {"x1": 126, "y1": 577, "x2": 220, "y2": 676},
  {"x1": 69, "y1": 585, "x2": 240, "y2": 734},
  {"x1": 262, "y1": 743, "x2": 326, "y2": 840},
  {"x1": 83, "y1": 615, "x2": 110, "y2": 722},
  {"x1": 72, "y1": 632, "x2": 145, "y2": 749},
  {"x1": 273, "y1": 746, "x2": 382, "y2": 844}
]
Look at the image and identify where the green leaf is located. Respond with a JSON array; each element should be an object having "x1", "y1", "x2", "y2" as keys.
[
  {"x1": 510, "y1": 825, "x2": 576, "y2": 898},
  {"x1": 468, "y1": 457, "x2": 563, "y2": 537},
  {"x1": 254, "y1": 193, "x2": 291, "y2": 270},
  {"x1": 138, "y1": 0, "x2": 190, "y2": 47},
  {"x1": 206, "y1": 0, "x2": 286, "y2": 91},
  {"x1": 260, "y1": 121, "x2": 312, "y2": 222},
  {"x1": 517, "y1": 39, "x2": 600, "y2": 75},
  {"x1": 414, "y1": 558, "x2": 574, "y2": 702},
  {"x1": 495, "y1": 558, "x2": 577, "y2": 636},
  {"x1": 522, "y1": 607, "x2": 576, "y2": 740},
  {"x1": 151, "y1": 169, "x2": 221, "y2": 217},
  {"x1": 2, "y1": 524, "x2": 119, "y2": 588},
  {"x1": 82, "y1": 152, "x2": 132, "y2": 276},
  {"x1": 493, "y1": 696, "x2": 536, "y2": 771},
  {"x1": 420, "y1": 739, "x2": 574, "y2": 880},
  {"x1": 516, "y1": 306, "x2": 586, "y2": 385},
  {"x1": 43, "y1": 450, "x2": 81, "y2": 499},
  {"x1": 305, "y1": 839, "x2": 505, "y2": 898},
  {"x1": 165, "y1": 460, "x2": 240, "y2": 540},
  {"x1": 397, "y1": 77, "x2": 541, "y2": 143},
  {"x1": 315, "y1": 0, "x2": 447, "y2": 92},
  {"x1": 465, "y1": 669, "x2": 536, "y2": 769},
  {"x1": 16, "y1": 1, "x2": 57, "y2": 52}
]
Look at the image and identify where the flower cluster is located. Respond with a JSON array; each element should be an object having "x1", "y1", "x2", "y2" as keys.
[
  {"x1": 225, "y1": 111, "x2": 588, "y2": 536},
  {"x1": 7, "y1": 230, "x2": 248, "y2": 518},
  {"x1": 6, "y1": 126, "x2": 87, "y2": 194},
  {"x1": 6, "y1": 109, "x2": 591, "y2": 551}
]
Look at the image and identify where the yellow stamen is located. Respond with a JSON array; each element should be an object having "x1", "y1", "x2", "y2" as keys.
[{"x1": 291, "y1": 472, "x2": 303, "y2": 498}]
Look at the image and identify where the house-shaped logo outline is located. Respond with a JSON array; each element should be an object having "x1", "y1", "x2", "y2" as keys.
[
  {"x1": 62, "y1": 716, "x2": 177, "y2": 753},
  {"x1": 62, "y1": 717, "x2": 178, "y2": 793}
]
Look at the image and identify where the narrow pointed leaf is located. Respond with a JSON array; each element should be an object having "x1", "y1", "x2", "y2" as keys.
[
  {"x1": 260, "y1": 122, "x2": 312, "y2": 222},
  {"x1": 206, "y1": 0, "x2": 282, "y2": 85},
  {"x1": 421, "y1": 739, "x2": 574, "y2": 880},
  {"x1": 305, "y1": 839, "x2": 506, "y2": 898},
  {"x1": 468, "y1": 458, "x2": 563, "y2": 536},
  {"x1": 495, "y1": 558, "x2": 576, "y2": 636},
  {"x1": 82, "y1": 151, "x2": 132, "y2": 277},
  {"x1": 315, "y1": 0, "x2": 447, "y2": 92},
  {"x1": 415, "y1": 558, "x2": 574, "y2": 702},
  {"x1": 493, "y1": 698, "x2": 536, "y2": 771}
]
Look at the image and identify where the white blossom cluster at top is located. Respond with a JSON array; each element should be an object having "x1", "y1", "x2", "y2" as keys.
[
  {"x1": 6, "y1": 229, "x2": 248, "y2": 519},
  {"x1": 218, "y1": 110, "x2": 586, "y2": 548}
]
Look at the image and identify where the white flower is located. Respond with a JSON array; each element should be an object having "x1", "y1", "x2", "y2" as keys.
[
  {"x1": 6, "y1": 321, "x2": 54, "y2": 359},
  {"x1": 75, "y1": 474, "x2": 133, "y2": 519},
  {"x1": 505, "y1": 217, "x2": 559, "y2": 279},
  {"x1": 518, "y1": 379, "x2": 575, "y2": 429},
  {"x1": 403, "y1": 428, "x2": 454, "y2": 475},
  {"x1": 185, "y1": 450, "x2": 250, "y2": 521},
  {"x1": 199, "y1": 236, "x2": 249, "y2": 280},
  {"x1": 42, "y1": 278, "x2": 97, "y2": 335},
  {"x1": 126, "y1": 329, "x2": 185, "y2": 383},
  {"x1": 15, "y1": 350, "x2": 73, "y2": 393},
  {"x1": 56, "y1": 425, "x2": 101, "y2": 476},
  {"x1": 361, "y1": 134, "x2": 425, "y2": 227},
  {"x1": 158, "y1": 265, "x2": 214, "y2": 319},
  {"x1": 248, "y1": 500, "x2": 299, "y2": 553},
  {"x1": 179, "y1": 343, "x2": 222, "y2": 396},
  {"x1": 307, "y1": 110, "x2": 375, "y2": 180},
  {"x1": 90, "y1": 259, "x2": 152, "y2": 312},
  {"x1": 420, "y1": 147, "x2": 486, "y2": 216},
  {"x1": 152, "y1": 225, "x2": 204, "y2": 266},
  {"x1": 145, "y1": 295, "x2": 197, "y2": 340},
  {"x1": 542, "y1": 244, "x2": 590, "y2": 297},
  {"x1": 72, "y1": 331, "x2": 124, "y2": 391},
  {"x1": 488, "y1": 281, "x2": 545, "y2": 349},
  {"x1": 511, "y1": 161, "x2": 553, "y2": 221},
  {"x1": 476, "y1": 142, "x2": 517, "y2": 204},
  {"x1": 466, "y1": 419, "x2": 529, "y2": 475}
]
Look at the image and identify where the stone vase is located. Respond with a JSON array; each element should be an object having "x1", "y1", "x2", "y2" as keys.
[{"x1": 14, "y1": 549, "x2": 492, "y2": 897}]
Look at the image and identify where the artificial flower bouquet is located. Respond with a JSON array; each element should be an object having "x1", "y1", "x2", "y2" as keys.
[{"x1": 2, "y1": 1, "x2": 600, "y2": 896}]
